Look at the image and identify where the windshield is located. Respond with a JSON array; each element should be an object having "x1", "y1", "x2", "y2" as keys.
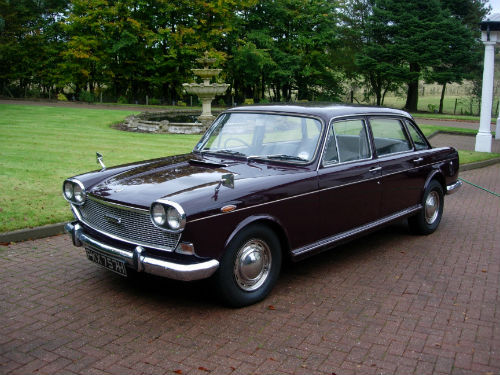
[{"x1": 195, "y1": 112, "x2": 323, "y2": 163}]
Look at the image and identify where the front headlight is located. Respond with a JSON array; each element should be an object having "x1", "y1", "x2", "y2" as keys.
[
  {"x1": 151, "y1": 203, "x2": 167, "y2": 226},
  {"x1": 73, "y1": 184, "x2": 85, "y2": 203},
  {"x1": 150, "y1": 200, "x2": 186, "y2": 232},
  {"x1": 167, "y1": 206, "x2": 182, "y2": 230},
  {"x1": 63, "y1": 181, "x2": 74, "y2": 200},
  {"x1": 62, "y1": 179, "x2": 86, "y2": 205}
]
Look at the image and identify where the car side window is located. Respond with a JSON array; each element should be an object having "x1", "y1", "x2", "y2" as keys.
[
  {"x1": 370, "y1": 118, "x2": 412, "y2": 156},
  {"x1": 406, "y1": 121, "x2": 429, "y2": 150},
  {"x1": 323, "y1": 119, "x2": 370, "y2": 164}
]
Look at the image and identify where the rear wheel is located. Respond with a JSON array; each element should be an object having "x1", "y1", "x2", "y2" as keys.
[
  {"x1": 409, "y1": 180, "x2": 444, "y2": 235},
  {"x1": 214, "y1": 224, "x2": 282, "y2": 307}
]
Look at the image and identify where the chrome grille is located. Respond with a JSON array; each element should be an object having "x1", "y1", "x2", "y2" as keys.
[{"x1": 77, "y1": 197, "x2": 180, "y2": 251}]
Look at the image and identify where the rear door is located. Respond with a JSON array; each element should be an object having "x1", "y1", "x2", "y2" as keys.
[
  {"x1": 368, "y1": 117, "x2": 429, "y2": 217},
  {"x1": 317, "y1": 117, "x2": 382, "y2": 239}
]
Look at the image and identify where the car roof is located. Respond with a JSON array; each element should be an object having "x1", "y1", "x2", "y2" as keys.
[{"x1": 225, "y1": 103, "x2": 413, "y2": 121}]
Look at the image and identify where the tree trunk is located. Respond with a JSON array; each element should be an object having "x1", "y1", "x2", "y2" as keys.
[
  {"x1": 370, "y1": 74, "x2": 382, "y2": 106},
  {"x1": 439, "y1": 82, "x2": 446, "y2": 114},
  {"x1": 381, "y1": 87, "x2": 389, "y2": 106},
  {"x1": 404, "y1": 63, "x2": 420, "y2": 112},
  {"x1": 261, "y1": 75, "x2": 265, "y2": 100}
]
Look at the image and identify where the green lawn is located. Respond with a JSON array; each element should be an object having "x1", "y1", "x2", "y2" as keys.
[
  {"x1": 417, "y1": 125, "x2": 478, "y2": 137},
  {"x1": 458, "y1": 150, "x2": 500, "y2": 164},
  {"x1": 1, "y1": 103, "x2": 499, "y2": 233},
  {"x1": 0, "y1": 104, "x2": 199, "y2": 232},
  {"x1": 383, "y1": 94, "x2": 484, "y2": 116}
]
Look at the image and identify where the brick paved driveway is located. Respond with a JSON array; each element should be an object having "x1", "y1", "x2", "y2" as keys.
[{"x1": 1, "y1": 165, "x2": 499, "y2": 375}]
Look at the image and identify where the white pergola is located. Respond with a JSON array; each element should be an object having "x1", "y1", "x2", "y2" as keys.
[{"x1": 476, "y1": 13, "x2": 500, "y2": 152}]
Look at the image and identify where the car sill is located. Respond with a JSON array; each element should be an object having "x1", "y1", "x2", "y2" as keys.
[{"x1": 291, "y1": 205, "x2": 422, "y2": 261}]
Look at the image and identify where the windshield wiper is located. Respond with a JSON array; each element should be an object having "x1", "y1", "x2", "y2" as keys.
[
  {"x1": 265, "y1": 154, "x2": 307, "y2": 162},
  {"x1": 247, "y1": 154, "x2": 307, "y2": 162},
  {"x1": 209, "y1": 149, "x2": 247, "y2": 157}
]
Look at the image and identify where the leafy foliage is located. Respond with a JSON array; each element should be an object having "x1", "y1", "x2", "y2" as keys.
[{"x1": 0, "y1": 0, "x2": 489, "y2": 109}]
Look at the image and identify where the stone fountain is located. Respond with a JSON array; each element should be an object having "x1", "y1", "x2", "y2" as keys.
[{"x1": 183, "y1": 51, "x2": 230, "y2": 127}]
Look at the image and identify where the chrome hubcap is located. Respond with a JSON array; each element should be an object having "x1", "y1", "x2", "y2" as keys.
[
  {"x1": 234, "y1": 239, "x2": 272, "y2": 291},
  {"x1": 425, "y1": 191, "x2": 440, "y2": 224}
]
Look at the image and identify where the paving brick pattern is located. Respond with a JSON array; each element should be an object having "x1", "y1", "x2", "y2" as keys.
[{"x1": 1, "y1": 165, "x2": 499, "y2": 375}]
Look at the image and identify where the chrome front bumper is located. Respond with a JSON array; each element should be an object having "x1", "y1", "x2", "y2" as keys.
[
  {"x1": 446, "y1": 179, "x2": 463, "y2": 195},
  {"x1": 64, "y1": 222, "x2": 219, "y2": 281}
]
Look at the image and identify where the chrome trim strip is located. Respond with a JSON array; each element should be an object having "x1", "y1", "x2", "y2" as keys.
[
  {"x1": 191, "y1": 163, "x2": 425, "y2": 224},
  {"x1": 141, "y1": 257, "x2": 219, "y2": 282},
  {"x1": 446, "y1": 180, "x2": 462, "y2": 195},
  {"x1": 376, "y1": 149, "x2": 414, "y2": 158},
  {"x1": 62, "y1": 178, "x2": 87, "y2": 206},
  {"x1": 190, "y1": 158, "x2": 447, "y2": 224},
  {"x1": 291, "y1": 205, "x2": 422, "y2": 258},
  {"x1": 65, "y1": 222, "x2": 134, "y2": 263},
  {"x1": 87, "y1": 195, "x2": 147, "y2": 214},
  {"x1": 322, "y1": 118, "x2": 374, "y2": 167},
  {"x1": 151, "y1": 199, "x2": 186, "y2": 233},
  {"x1": 65, "y1": 223, "x2": 219, "y2": 281},
  {"x1": 71, "y1": 204, "x2": 177, "y2": 252}
]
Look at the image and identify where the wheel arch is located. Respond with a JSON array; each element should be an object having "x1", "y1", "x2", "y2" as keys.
[
  {"x1": 423, "y1": 170, "x2": 446, "y2": 196},
  {"x1": 224, "y1": 215, "x2": 292, "y2": 260}
]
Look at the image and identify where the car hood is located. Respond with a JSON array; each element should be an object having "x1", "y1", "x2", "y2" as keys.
[{"x1": 87, "y1": 153, "x2": 309, "y2": 217}]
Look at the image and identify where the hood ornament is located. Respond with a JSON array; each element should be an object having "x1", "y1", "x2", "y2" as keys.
[{"x1": 96, "y1": 152, "x2": 106, "y2": 171}]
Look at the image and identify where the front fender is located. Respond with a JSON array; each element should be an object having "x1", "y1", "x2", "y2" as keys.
[{"x1": 224, "y1": 214, "x2": 291, "y2": 252}]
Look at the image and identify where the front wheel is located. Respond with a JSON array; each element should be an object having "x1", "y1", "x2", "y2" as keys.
[
  {"x1": 409, "y1": 180, "x2": 444, "y2": 235},
  {"x1": 214, "y1": 224, "x2": 282, "y2": 307}
]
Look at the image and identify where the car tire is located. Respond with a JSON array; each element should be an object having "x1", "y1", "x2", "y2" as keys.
[
  {"x1": 409, "y1": 180, "x2": 444, "y2": 235},
  {"x1": 214, "y1": 224, "x2": 282, "y2": 307}
]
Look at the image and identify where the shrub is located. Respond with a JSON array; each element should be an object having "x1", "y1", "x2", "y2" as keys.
[
  {"x1": 218, "y1": 98, "x2": 226, "y2": 106},
  {"x1": 244, "y1": 98, "x2": 254, "y2": 105},
  {"x1": 427, "y1": 104, "x2": 438, "y2": 113},
  {"x1": 259, "y1": 98, "x2": 270, "y2": 104},
  {"x1": 117, "y1": 95, "x2": 128, "y2": 104},
  {"x1": 79, "y1": 91, "x2": 95, "y2": 103},
  {"x1": 148, "y1": 98, "x2": 160, "y2": 105},
  {"x1": 57, "y1": 93, "x2": 68, "y2": 101},
  {"x1": 177, "y1": 100, "x2": 187, "y2": 106}
]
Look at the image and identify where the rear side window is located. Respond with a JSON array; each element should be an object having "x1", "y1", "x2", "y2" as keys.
[
  {"x1": 323, "y1": 119, "x2": 370, "y2": 164},
  {"x1": 406, "y1": 121, "x2": 429, "y2": 150},
  {"x1": 370, "y1": 118, "x2": 412, "y2": 156}
]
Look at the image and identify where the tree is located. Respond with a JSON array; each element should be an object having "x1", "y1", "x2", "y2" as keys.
[
  {"x1": 429, "y1": 0, "x2": 489, "y2": 113},
  {"x1": 425, "y1": 18, "x2": 480, "y2": 113},
  {"x1": 350, "y1": 0, "x2": 405, "y2": 105},
  {"x1": 353, "y1": 0, "x2": 485, "y2": 112},
  {"x1": 228, "y1": 0, "x2": 344, "y2": 103},
  {"x1": 0, "y1": 0, "x2": 69, "y2": 97}
]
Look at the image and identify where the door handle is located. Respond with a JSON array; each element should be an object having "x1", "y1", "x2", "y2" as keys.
[
  {"x1": 413, "y1": 157, "x2": 423, "y2": 163},
  {"x1": 369, "y1": 166, "x2": 382, "y2": 172}
]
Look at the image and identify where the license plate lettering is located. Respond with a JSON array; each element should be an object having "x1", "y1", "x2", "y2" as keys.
[{"x1": 85, "y1": 248, "x2": 127, "y2": 277}]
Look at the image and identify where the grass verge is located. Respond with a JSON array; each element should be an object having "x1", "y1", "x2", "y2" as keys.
[
  {"x1": 0, "y1": 104, "x2": 198, "y2": 232},
  {"x1": 458, "y1": 150, "x2": 500, "y2": 164},
  {"x1": 417, "y1": 125, "x2": 478, "y2": 137},
  {"x1": 412, "y1": 113, "x2": 481, "y2": 122}
]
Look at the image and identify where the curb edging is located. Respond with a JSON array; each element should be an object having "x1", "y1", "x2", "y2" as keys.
[
  {"x1": 0, "y1": 222, "x2": 66, "y2": 244},
  {"x1": 459, "y1": 157, "x2": 500, "y2": 171}
]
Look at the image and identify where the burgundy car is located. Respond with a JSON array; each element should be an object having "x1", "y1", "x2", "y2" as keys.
[{"x1": 63, "y1": 104, "x2": 461, "y2": 306}]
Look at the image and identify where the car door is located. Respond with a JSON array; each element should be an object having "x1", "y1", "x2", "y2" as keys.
[
  {"x1": 317, "y1": 117, "x2": 382, "y2": 239},
  {"x1": 368, "y1": 117, "x2": 428, "y2": 217}
]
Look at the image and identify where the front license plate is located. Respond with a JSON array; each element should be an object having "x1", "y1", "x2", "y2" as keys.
[{"x1": 85, "y1": 248, "x2": 127, "y2": 277}]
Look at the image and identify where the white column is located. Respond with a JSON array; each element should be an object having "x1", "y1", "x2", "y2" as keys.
[{"x1": 476, "y1": 41, "x2": 496, "y2": 152}]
